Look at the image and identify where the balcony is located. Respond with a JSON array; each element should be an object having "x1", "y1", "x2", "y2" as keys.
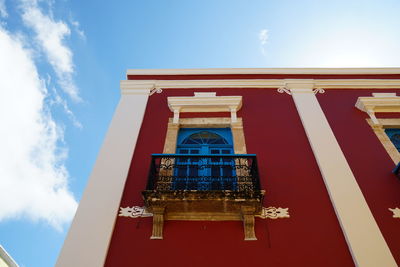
[{"x1": 142, "y1": 154, "x2": 265, "y2": 240}]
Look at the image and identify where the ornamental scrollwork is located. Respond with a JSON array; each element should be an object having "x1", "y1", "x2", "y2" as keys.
[
  {"x1": 313, "y1": 88, "x2": 325, "y2": 94},
  {"x1": 257, "y1": 207, "x2": 290, "y2": 219},
  {"x1": 119, "y1": 206, "x2": 153, "y2": 218},
  {"x1": 277, "y1": 87, "x2": 291, "y2": 95},
  {"x1": 389, "y1": 207, "x2": 400, "y2": 218},
  {"x1": 150, "y1": 87, "x2": 163, "y2": 96},
  {"x1": 278, "y1": 87, "x2": 325, "y2": 95}
]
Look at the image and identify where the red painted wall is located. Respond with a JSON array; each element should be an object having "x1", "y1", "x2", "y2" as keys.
[
  {"x1": 318, "y1": 89, "x2": 400, "y2": 264},
  {"x1": 105, "y1": 88, "x2": 354, "y2": 267}
]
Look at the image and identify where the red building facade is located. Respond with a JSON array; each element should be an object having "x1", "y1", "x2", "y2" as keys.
[{"x1": 57, "y1": 69, "x2": 400, "y2": 267}]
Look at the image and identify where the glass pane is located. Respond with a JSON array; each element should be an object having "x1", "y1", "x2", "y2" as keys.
[
  {"x1": 183, "y1": 139, "x2": 198, "y2": 144},
  {"x1": 182, "y1": 131, "x2": 228, "y2": 145},
  {"x1": 385, "y1": 128, "x2": 400, "y2": 151}
]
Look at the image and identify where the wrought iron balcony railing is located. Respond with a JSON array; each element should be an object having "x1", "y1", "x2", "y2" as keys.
[
  {"x1": 145, "y1": 154, "x2": 261, "y2": 192},
  {"x1": 143, "y1": 154, "x2": 264, "y2": 240}
]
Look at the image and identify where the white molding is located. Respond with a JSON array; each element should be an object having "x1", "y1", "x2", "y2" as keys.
[
  {"x1": 56, "y1": 93, "x2": 150, "y2": 267},
  {"x1": 0, "y1": 245, "x2": 19, "y2": 267},
  {"x1": 127, "y1": 68, "x2": 400, "y2": 76},
  {"x1": 120, "y1": 79, "x2": 400, "y2": 91},
  {"x1": 355, "y1": 95, "x2": 400, "y2": 124},
  {"x1": 290, "y1": 88, "x2": 397, "y2": 267},
  {"x1": 120, "y1": 80, "x2": 155, "y2": 95},
  {"x1": 167, "y1": 93, "x2": 242, "y2": 123},
  {"x1": 372, "y1": 93, "x2": 397, "y2": 97}
]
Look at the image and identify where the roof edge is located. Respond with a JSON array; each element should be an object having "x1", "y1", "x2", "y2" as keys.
[{"x1": 127, "y1": 68, "x2": 400, "y2": 76}]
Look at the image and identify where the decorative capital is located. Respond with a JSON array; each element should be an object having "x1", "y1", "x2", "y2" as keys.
[
  {"x1": 278, "y1": 87, "x2": 324, "y2": 95},
  {"x1": 278, "y1": 80, "x2": 323, "y2": 95}
]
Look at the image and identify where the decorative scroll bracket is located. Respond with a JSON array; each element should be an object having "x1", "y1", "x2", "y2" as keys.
[
  {"x1": 277, "y1": 87, "x2": 291, "y2": 95},
  {"x1": 256, "y1": 207, "x2": 290, "y2": 219},
  {"x1": 150, "y1": 87, "x2": 163, "y2": 96},
  {"x1": 389, "y1": 207, "x2": 400, "y2": 218},
  {"x1": 119, "y1": 206, "x2": 153, "y2": 218},
  {"x1": 313, "y1": 88, "x2": 325, "y2": 94}
]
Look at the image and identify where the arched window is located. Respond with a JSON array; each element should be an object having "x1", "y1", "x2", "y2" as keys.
[
  {"x1": 181, "y1": 131, "x2": 229, "y2": 145},
  {"x1": 173, "y1": 128, "x2": 236, "y2": 190},
  {"x1": 177, "y1": 128, "x2": 233, "y2": 155}
]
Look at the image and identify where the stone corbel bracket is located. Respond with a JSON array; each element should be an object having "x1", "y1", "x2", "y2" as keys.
[{"x1": 119, "y1": 205, "x2": 290, "y2": 240}]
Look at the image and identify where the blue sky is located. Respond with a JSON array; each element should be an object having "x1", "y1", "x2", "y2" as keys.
[{"x1": 0, "y1": 0, "x2": 399, "y2": 266}]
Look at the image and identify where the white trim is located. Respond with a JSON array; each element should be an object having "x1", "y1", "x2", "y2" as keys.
[
  {"x1": 56, "y1": 91, "x2": 150, "y2": 267},
  {"x1": 289, "y1": 85, "x2": 397, "y2": 267},
  {"x1": 120, "y1": 79, "x2": 400, "y2": 92},
  {"x1": 0, "y1": 245, "x2": 19, "y2": 267},
  {"x1": 167, "y1": 93, "x2": 242, "y2": 123},
  {"x1": 356, "y1": 95, "x2": 400, "y2": 124},
  {"x1": 167, "y1": 95, "x2": 242, "y2": 112},
  {"x1": 356, "y1": 95, "x2": 400, "y2": 112},
  {"x1": 127, "y1": 67, "x2": 400, "y2": 76}
]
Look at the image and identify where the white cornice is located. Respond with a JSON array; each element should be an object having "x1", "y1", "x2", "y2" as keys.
[
  {"x1": 355, "y1": 95, "x2": 400, "y2": 124},
  {"x1": 168, "y1": 95, "x2": 242, "y2": 113},
  {"x1": 127, "y1": 68, "x2": 400, "y2": 76},
  {"x1": 120, "y1": 79, "x2": 400, "y2": 92},
  {"x1": 119, "y1": 81, "x2": 155, "y2": 95},
  {"x1": 167, "y1": 94, "x2": 242, "y2": 123},
  {"x1": 356, "y1": 97, "x2": 400, "y2": 112}
]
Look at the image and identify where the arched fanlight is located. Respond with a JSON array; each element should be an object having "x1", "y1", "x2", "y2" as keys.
[{"x1": 181, "y1": 131, "x2": 228, "y2": 145}]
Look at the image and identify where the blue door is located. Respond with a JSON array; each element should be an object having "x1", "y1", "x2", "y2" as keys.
[{"x1": 174, "y1": 128, "x2": 235, "y2": 190}]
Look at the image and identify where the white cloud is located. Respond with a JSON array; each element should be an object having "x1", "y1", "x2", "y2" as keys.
[
  {"x1": 0, "y1": 0, "x2": 7, "y2": 18},
  {"x1": 0, "y1": 26, "x2": 77, "y2": 229},
  {"x1": 20, "y1": 0, "x2": 80, "y2": 101},
  {"x1": 259, "y1": 29, "x2": 269, "y2": 56},
  {"x1": 50, "y1": 86, "x2": 82, "y2": 128},
  {"x1": 70, "y1": 19, "x2": 85, "y2": 40}
]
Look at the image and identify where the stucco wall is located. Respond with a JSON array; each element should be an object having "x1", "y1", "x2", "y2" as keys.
[{"x1": 105, "y1": 88, "x2": 354, "y2": 267}]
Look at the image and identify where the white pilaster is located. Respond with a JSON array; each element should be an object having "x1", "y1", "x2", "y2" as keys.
[
  {"x1": 56, "y1": 83, "x2": 154, "y2": 267},
  {"x1": 287, "y1": 82, "x2": 397, "y2": 267}
]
